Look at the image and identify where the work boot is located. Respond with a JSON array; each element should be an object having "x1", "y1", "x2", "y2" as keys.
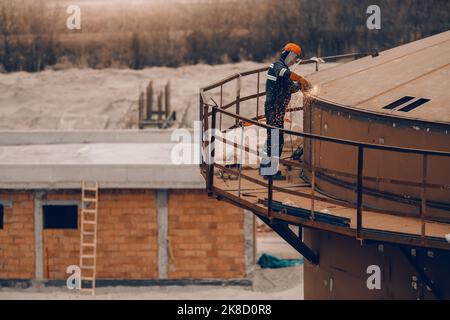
[
  {"x1": 292, "y1": 147, "x2": 303, "y2": 161},
  {"x1": 263, "y1": 170, "x2": 287, "y2": 181}
]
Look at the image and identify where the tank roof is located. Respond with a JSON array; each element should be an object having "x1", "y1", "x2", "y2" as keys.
[{"x1": 307, "y1": 30, "x2": 450, "y2": 125}]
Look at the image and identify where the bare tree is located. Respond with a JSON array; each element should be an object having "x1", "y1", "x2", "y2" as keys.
[
  {"x1": 0, "y1": 0, "x2": 18, "y2": 71},
  {"x1": 0, "y1": 0, "x2": 449, "y2": 72}
]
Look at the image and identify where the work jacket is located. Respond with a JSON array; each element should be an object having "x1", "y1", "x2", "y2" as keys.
[{"x1": 264, "y1": 58, "x2": 301, "y2": 115}]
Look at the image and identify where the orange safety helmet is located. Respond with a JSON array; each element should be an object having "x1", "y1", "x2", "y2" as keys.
[{"x1": 283, "y1": 43, "x2": 302, "y2": 57}]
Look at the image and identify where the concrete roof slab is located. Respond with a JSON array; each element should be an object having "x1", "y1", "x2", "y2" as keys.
[{"x1": 0, "y1": 130, "x2": 205, "y2": 189}]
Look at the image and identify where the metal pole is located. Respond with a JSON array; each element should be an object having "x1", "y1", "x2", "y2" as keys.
[
  {"x1": 200, "y1": 91, "x2": 209, "y2": 172},
  {"x1": 165, "y1": 81, "x2": 171, "y2": 120},
  {"x1": 219, "y1": 85, "x2": 223, "y2": 131},
  {"x1": 268, "y1": 176, "x2": 273, "y2": 221},
  {"x1": 199, "y1": 92, "x2": 204, "y2": 170},
  {"x1": 256, "y1": 72, "x2": 261, "y2": 158},
  {"x1": 267, "y1": 120, "x2": 273, "y2": 221},
  {"x1": 146, "y1": 81, "x2": 153, "y2": 120},
  {"x1": 207, "y1": 107, "x2": 217, "y2": 196},
  {"x1": 421, "y1": 154, "x2": 428, "y2": 240},
  {"x1": 256, "y1": 72, "x2": 260, "y2": 119},
  {"x1": 356, "y1": 145, "x2": 364, "y2": 239},
  {"x1": 157, "y1": 92, "x2": 163, "y2": 125},
  {"x1": 236, "y1": 75, "x2": 241, "y2": 126},
  {"x1": 203, "y1": 103, "x2": 209, "y2": 148},
  {"x1": 138, "y1": 91, "x2": 145, "y2": 128},
  {"x1": 310, "y1": 139, "x2": 316, "y2": 221},
  {"x1": 237, "y1": 122, "x2": 244, "y2": 198}
]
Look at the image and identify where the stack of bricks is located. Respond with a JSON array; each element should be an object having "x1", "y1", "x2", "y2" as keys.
[
  {"x1": 0, "y1": 192, "x2": 35, "y2": 279},
  {"x1": 168, "y1": 190, "x2": 246, "y2": 279}
]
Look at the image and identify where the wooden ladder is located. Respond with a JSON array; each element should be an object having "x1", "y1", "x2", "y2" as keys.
[{"x1": 79, "y1": 181, "x2": 99, "y2": 295}]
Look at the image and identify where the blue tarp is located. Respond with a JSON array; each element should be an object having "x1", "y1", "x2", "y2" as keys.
[{"x1": 257, "y1": 253, "x2": 304, "y2": 269}]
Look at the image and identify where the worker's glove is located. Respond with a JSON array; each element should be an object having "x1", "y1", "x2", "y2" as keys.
[
  {"x1": 290, "y1": 72, "x2": 312, "y2": 92},
  {"x1": 298, "y1": 77, "x2": 312, "y2": 92}
]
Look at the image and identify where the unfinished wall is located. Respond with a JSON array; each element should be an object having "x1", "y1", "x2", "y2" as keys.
[
  {"x1": 0, "y1": 193, "x2": 35, "y2": 279},
  {"x1": 42, "y1": 190, "x2": 158, "y2": 280},
  {"x1": 0, "y1": 188, "x2": 250, "y2": 282},
  {"x1": 96, "y1": 190, "x2": 158, "y2": 279},
  {"x1": 168, "y1": 190, "x2": 247, "y2": 279}
]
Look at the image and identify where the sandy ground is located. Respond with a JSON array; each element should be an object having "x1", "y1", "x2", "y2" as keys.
[
  {"x1": 0, "y1": 62, "x2": 265, "y2": 130},
  {"x1": 0, "y1": 61, "x2": 337, "y2": 130},
  {"x1": 0, "y1": 233, "x2": 303, "y2": 300}
]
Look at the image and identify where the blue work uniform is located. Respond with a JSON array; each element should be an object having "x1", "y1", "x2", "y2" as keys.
[{"x1": 262, "y1": 57, "x2": 301, "y2": 169}]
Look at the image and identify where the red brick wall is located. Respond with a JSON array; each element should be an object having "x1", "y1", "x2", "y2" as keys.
[
  {"x1": 0, "y1": 192, "x2": 35, "y2": 279},
  {"x1": 43, "y1": 190, "x2": 158, "y2": 280},
  {"x1": 168, "y1": 190, "x2": 246, "y2": 279},
  {"x1": 96, "y1": 190, "x2": 158, "y2": 279},
  {"x1": 0, "y1": 189, "x2": 247, "y2": 281}
]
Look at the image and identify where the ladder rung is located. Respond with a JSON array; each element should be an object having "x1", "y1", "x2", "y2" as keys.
[
  {"x1": 81, "y1": 255, "x2": 95, "y2": 259},
  {"x1": 81, "y1": 217, "x2": 97, "y2": 221},
  {"x1": 81, "y1": 195, "x2": 98, "y2": 201},
  {"x1": 82, "y1": 212, "x2": 96, "y2": 220},
  {"x1": 82, "y1": 209, "x2": 97, "y2": 214},
  {"x1": 82, "y1": 217, "x2": 97, "y2": 221},
  {"x1": 82, "y1": 198, "x2": 97, "y2": 202},
  {"x1": 83, "y1": 231, "x2": 96, "y2": 235},
  {"x1": 81, "y1": 277, "x2": 95, "y2": 281},
  {"x1": 81, "y1": 243, "x2": 96, "y2": 247},
  {"x1": 80, "y1": 265, "x2": 95, "y2": 269},
  {"x1": 82, "y1": 221, "x2": 97, "y2": 225}
]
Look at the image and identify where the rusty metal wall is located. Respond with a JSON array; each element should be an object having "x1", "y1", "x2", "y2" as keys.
[
  {"x1": 303, "y1": 100, "x2": 450, "y2": 222},
  {"x1": 303, "y1": 228, "x2": 450, "y2": 300}
]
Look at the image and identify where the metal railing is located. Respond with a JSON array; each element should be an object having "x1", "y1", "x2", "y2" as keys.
[{"x1": 199, "y1": 54, "x2": 450, "y2": 248}]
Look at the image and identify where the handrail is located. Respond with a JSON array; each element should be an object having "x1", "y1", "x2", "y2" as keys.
[
  {"x1": 207, "y1": 104, "x2": 450, "y2": 157},
  {"x1": 200, "y1": 55, "x2": 450, "y2": 245},
  {"x1": 214, "y1": 133, "x2": 450, "y2": 192},
  {"x1": 200, "y1": 53, "x2": 369, "y2": 92}
]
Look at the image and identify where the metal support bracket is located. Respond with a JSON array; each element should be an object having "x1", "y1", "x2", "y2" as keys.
[{"x1": 258, "y1": 214, "x2": 319, "y2": 265}]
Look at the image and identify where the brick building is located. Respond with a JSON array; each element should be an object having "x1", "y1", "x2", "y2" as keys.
[{"x1": 0, "y1": 130, "x2": 254, "y2": 286}]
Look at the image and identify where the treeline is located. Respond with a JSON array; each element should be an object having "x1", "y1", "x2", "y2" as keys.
[{"x1": 0, "y1": 0, "x2": 449, "y2": 72}]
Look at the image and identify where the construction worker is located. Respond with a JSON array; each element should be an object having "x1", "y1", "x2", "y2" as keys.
[{"x1": 260, "y1": 43, "x2": 311, "y2": 180}]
